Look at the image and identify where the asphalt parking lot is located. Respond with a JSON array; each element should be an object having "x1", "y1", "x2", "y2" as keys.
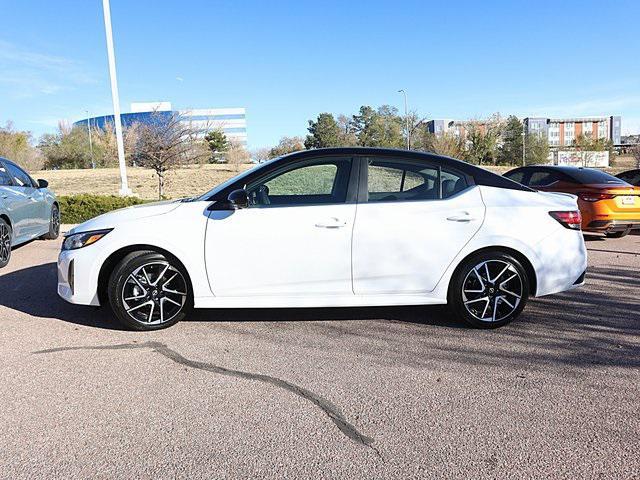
[{"x1": 0, "y1": 234, "x2": 638, "y2": 479}]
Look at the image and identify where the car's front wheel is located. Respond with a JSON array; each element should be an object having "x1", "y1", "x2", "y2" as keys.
[
  {"x1": 0, "y1": 218, "x2": 12, "y2": 269},
  {"x1": 448, "y1": 251, "x2": 530, "y2": 328},
  {"x1": 108, "y1": 251, "x2": 192, "y2": 330}
]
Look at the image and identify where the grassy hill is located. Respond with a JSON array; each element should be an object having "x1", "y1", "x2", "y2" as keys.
[{"x1": 34, "y1": 156, "x2": 636, "y2": 201}]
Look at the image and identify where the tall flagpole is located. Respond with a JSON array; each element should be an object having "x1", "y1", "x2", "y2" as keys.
[{"x1": 102, "y1": 0, "x2": 132, "y2": 196}]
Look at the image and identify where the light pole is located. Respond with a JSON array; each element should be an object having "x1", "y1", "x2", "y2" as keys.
[
  {"x1": 102, "y1": 0, "x2": 132, "y2": 196},
  {"x1": 522, "y1": 121, "x2": 526, "y2": 166},
  {"x1": 398, "y1": 89, "x2": 410, "y2": 150},
  {"x1": 86, "y1": 110, "x2": 95, "y2": 169}
]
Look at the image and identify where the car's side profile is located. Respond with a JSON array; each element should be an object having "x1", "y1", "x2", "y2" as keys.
[
  {"x1": 504, "y1": 165, "x2": 640, "y2": 238},
  {"x1": 58, "y1": 148, "x2": 587, "y2": 330},
  {"x1": 0, "y1": 157, "x2": 60, "y2": 268}
]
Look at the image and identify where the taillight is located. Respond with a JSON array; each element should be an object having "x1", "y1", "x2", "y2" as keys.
[
  {"x1": 549, "y1": 211, "x2": 582, "y2": 230},
  {"x1": 578, "y1": 192, "x2": 616, "y2": 202}
]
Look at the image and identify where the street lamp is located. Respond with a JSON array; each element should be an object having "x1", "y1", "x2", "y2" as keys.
[
  {"x1": 86, "y1": 110, "x2": 95, "y2": 169},
  {"x1": 102, "y1": 0, "x2": 132, "y2": 196},
  {"x1": 398, "y1": 89, "x2": 410, "y2": 150},
  {"x1": 522, "y1": 121, "x2": 526, "y2": 166}
]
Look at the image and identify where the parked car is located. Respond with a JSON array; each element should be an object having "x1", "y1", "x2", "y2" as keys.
[
  {"x1": 616, "y1": 169, "x2": 640, "y2": 186},
  {"x1": 504, "y1": 165, "x2": 640, "y2": 238},
  {"x1": 0, "y1": 157, "x2": 59, "y2": 268},
  {"x1": 58, "y1": 148, "x2": 587, "y2": 331}
]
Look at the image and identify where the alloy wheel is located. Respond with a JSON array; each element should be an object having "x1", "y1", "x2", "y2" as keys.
[
  {"x1": 121, "y1": 261, "x2": 188, "y2": 325},
  {"x1": 461, "y1": 259, "x2": 523, "y2": 323},
  {"x1": 52, "y1": 206, "x2": 60, "y2": 236},
  {"x1": 0, "y1": 223, "x2": 10, "y2": 264}
]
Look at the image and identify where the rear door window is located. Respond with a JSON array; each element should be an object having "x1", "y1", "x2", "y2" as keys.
[
  {"x1": 529, "y1": 170, "x2": 560, "y2": 187},
  {"x1": 367, "y1": 158, "x2": 438, "y2": 202},
  {"x1": 504, "y1": 169, "x2": 526, "y2": 184},
  {"x1": 441, "y1": 169, "x2": 468, "y2": 198},
  {"x1": 365, "y1": 157, "x2": 469, "y2": 202}
]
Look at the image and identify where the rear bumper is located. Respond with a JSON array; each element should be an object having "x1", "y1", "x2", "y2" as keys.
[
  {"x1": 586, "y1": 219, "x2": 640, "y2": 232},
  {"x1": 533, "y1": 229, "x2": 588, "y2": 297}
]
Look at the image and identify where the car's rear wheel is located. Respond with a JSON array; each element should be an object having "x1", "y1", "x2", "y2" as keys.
[
  {"x1": 604, "y1": 229, "x2": 630, "y2": 238},
  {"x1": 0, "y1": 218, "x2": 12, "y2": 269},
  {"x1": 108, "y1": 251, "x2": 192, "y2": 330},
  {"x1": 41, "y1": 204, "x2": 60, "y2": 240},
  {"x1": 449, "y1": 251, "x2": 529, "y2": 328}
]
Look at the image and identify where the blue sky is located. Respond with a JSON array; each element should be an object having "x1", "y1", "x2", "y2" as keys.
[{"x1": 1, "y1": 0, "x2": 639, "y2": 148}]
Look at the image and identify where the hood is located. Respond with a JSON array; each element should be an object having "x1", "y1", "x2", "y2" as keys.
[{"x1": 68, "y1": 200, "x2": 182, "y2": 235}]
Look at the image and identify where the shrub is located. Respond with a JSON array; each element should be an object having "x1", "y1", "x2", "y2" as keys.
[{"x1": 58, "y1": 194, "x2": 148, "y2": 224}]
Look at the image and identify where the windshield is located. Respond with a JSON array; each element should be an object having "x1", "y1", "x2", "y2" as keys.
[{"x1": 194, "y1": 158, "x2": 281, "y2": 201}]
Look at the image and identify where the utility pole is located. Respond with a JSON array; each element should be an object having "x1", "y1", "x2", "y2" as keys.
[
  {"x1": 522, "y1": 120, "x2": 526, "y2": 166},
  {"x1": 398, "y1": 89, "x2": 410, "y2": 150},
  {"x1": 86, "y1": 110, "x2": 95, "y2": 169},
  {"x1": 102, "y1": 0, "x2": 132, "y2": 196}
]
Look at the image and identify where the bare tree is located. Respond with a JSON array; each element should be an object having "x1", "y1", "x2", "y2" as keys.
[
  {"x1": 225, "y1": 140, "x2": 251, "y2": 172},
  {"x1": 632, "y1": 143, "x2": 640, "y2": 169},
  {"x1": 251, "y1": 147, "x2": 271, "y2": 163},
  {"x1": 422, "y1": 131, "x2": 467, "y2": 159},
  {"x1": 132, "y1": 112, "x2": 209, "y2": 199}
]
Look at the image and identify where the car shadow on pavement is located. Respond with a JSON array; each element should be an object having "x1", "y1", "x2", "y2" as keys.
[
  {"x1": 0, "y1": 262, "x2": 123, "y2": 330},
  {"x1": 189, "y1": 304, "x2": 463, "y2": 328}
]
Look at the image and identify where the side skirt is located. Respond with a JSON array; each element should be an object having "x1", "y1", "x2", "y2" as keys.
[{"x1": 193, "y1": 294, "x2": 448, "y2": 309}]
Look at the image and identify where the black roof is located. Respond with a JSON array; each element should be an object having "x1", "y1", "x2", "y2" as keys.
[
  {"x1": 508, "y1": 165, "x2": 599, "y2": 173},
  {"x1": 275, "y1": 148, "x2": 533, "y2": 192},
  {"x1": 506, "y1": 164, "x2": 629, "y2": 185}
]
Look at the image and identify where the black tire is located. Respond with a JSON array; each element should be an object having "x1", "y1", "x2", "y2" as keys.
[
  {"x1": 448, "y1": 251, "x2": 530, "y2": 329},
  {"x1": 0, "y1": 218, "x2": 12, "y2": 269},
  {"x1": 108, "y1": 250, "x2": 192, "y2": 331},
  {"x1": 604, "y1": 229, "x2": 629, "y2": 238},
  {"x1": 41, "y1": 204, "x2": 60, "y2": 240}
]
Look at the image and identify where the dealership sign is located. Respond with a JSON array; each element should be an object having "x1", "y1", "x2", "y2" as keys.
[{"x1": 556, "y1": 151, "x2": 609, "y2": 168}]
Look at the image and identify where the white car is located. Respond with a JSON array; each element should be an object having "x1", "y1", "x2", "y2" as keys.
[{"x1": 58, "y1": 148, "x2": 587, "y2": 330}]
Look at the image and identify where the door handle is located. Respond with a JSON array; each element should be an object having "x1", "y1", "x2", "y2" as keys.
[
  {"x1": 315, "y1": 217, "x2": 347, "y2": 228},
  {"x1": 446, "y1": 213, "x2": 476, "y2": 222}
]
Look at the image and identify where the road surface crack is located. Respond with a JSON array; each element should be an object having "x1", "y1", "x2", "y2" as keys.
[{"x1": 34, "y1": 341, "x2": 379, "y2": 454}]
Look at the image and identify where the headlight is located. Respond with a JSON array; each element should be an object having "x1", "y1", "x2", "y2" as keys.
[{"x1": 62, "y1": 229, "x2": 112, "y2": 251}]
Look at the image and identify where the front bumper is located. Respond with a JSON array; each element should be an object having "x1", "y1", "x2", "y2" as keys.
[{"x1": 57, "y1": 249, "x2": 101, "y2": 306}]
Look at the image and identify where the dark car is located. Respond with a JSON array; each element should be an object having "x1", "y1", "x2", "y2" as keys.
[{"x1": 616, "y1": 169, "x2": 640, "y2": 186}]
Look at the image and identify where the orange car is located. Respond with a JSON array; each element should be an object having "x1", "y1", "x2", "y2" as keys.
[{"x1": 504, "y1": 166, "x2": 640, "y2": 238}]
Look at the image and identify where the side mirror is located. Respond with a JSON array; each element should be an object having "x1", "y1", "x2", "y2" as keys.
[
  {"x1": 226, "y1": 189, "x2": 249, "y2": 209},
  {"x1": 37, "y1": 179, "x2": 49, "y2": 189}
]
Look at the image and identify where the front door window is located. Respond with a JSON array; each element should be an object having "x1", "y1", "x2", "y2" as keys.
[{"x1": 246, "y1": 158, "x2": 352, "y2": 207}]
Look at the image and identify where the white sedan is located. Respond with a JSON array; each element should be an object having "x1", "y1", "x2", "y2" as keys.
[{"x1": 58, "y1": 148, "x2": 587, "y2": 330}]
